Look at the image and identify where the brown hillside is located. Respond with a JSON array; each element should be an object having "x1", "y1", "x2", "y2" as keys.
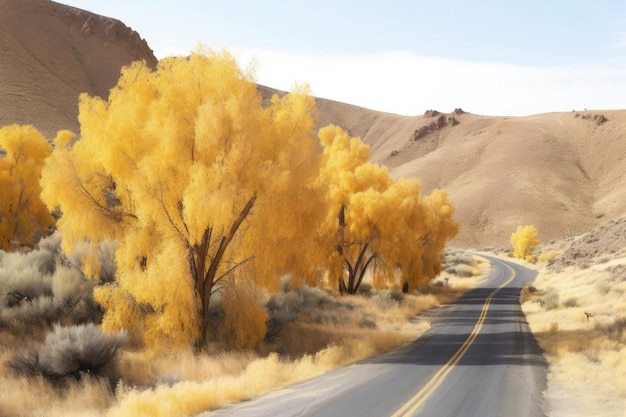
[
  {"x1": 2, "y1": 1, "x2": 625, "y2": 248},
  {"x1": 0, "y1": 0, "x2": 156, "y2": 138},
  {"x1": 314, "y1": 99, "x2": 626, "y2": 247}
]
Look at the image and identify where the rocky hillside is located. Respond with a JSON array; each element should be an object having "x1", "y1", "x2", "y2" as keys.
[
  {"x1": 311, "y1": 99, "x2": 626, "y2": 247},
  {"x1": 0, "y1": 0, "x2": 157, "y2": 137},
  {"x1": 3, "y1": 0, "x2": 626, "y2": 248}
]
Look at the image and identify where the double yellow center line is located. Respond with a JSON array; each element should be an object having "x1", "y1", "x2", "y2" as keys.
[{"x1": 390, "y1": 262, "x2": 516, "y2": 417}]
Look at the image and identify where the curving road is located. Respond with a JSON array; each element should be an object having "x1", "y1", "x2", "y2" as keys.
[{"x1": 204, "y1": 255, "x2": 547, "y2": 417}]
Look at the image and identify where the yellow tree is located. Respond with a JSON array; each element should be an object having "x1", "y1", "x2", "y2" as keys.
[
  {"x1": 317, "y1": 125, "x2": 458, "y2": 294},
  {"x1": 40, "y1": 51, "x2": 327, "y2": 351},
  {"x1": 511, "y1": 225, "x2": 540, "y2": 261},
  {"x1": 0, "y1": 125, "x2": 54, "y2": 250},
  {"x1": 420, "y1": 189, "x2": 459, "y2": 282},
  {"x1": 317, "y1": 125, "x2": 389, "y2": 294}
]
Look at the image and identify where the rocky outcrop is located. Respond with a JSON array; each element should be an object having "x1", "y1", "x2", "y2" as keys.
[
  {"x1": 413, "y1": 112, "x2": 460, "y2": 141},
  {"x1": 575, "y1": 112, "x2": 608, "y2": 126},
  {"x1": 68, "y1": 9, "x2": 157, "y2": 67},
  {"x1": 423, "y1": 109, "x2": 441, "y2": 117},
  {"x1": 548, "y1": 217, "x2": 626, "y2": 271}
]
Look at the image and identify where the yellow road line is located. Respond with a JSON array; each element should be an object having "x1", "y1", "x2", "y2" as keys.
[{"x1": 390, "y1": 262, "x2": 515, "y2": 417}]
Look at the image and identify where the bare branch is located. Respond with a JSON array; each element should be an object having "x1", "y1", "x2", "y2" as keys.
[
  {"x1": 355, "y1": 253, "x2": 377, "y2": 292},
  {"x1": 202, "y1": 193, "x2": 257, "y2": 299},
  {"x1": 68, "y1": 159, "x2": 137, "y2": 221},
  {"x1": 177, "y1": 200, "x2": 191, "y2": 236},
  {"x1": 160, "y1": 196, "x2": 188, "y2": 242},
  {"x1": 213, "y1": 256, "x2": 254, "y2": 287}
]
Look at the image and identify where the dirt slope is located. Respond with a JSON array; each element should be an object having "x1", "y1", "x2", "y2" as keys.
[
  {"x1": 312, "y1": 97, "x2": 626, "y2": 248},
  {"x1": 3, "y1": 1, "x2": 626, "y2": 248},
  {"x1": 0, "y1": 0, "x2": 156, "y2": 138}
]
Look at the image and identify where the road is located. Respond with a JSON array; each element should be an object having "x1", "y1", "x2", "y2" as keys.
[{"x1": 204, "y1": 255, "x2": 547, "y2": 417}]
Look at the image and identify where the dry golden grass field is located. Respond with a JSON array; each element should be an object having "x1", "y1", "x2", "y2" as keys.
[
  {"x1": 0, "y1": 246, "x2": 488, "y2": 417},
  {"x1": 512, "y1": 219, "x2": 626, "y2": 417}
]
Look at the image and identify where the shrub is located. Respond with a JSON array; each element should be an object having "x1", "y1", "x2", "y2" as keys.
[
  {"x1": 0, "y1": 232, "x2": 114, "y2": 330},
  {"x1": 6, "y1": 348, "x2": 40, "y2": 376},
  {"x1": 597, "y1": 317, "x2": 626, "y2": 342},
  {"x1": 267, "y1": 285, "x2": 339, "y2": 317},
  {"x1": 442, "y1": 249, "x2": 480, "y2": 277},
  {"x1": 563, "y1": 297, "x2": 579, "y2": 308},
  {"x1": 0, "y1": 266, "x2": 53, "y2": 307},
  {"x1": 370, "y1": 289, "x2": 403, "y2": 309},
  {"x1": 64, "y1": 239, "x2": 118, "y2": 283},
  {"x1": 443, "y1": 250, "x2": 475, "y2": 266},
  {"x1": 296, "y1": 285, "x2": 337, "y2": 308},
  {"x1": 445, "y1": 264, "x2": 474, "y2": 277},
  {"x1": 358, "y1": 316, "x2": 377, "y2": 329},
  {"x1": 541, "y1": 288, "x2": 559, "y2": 310},
  {"x1": 7, "y1": 324, "x2": 127, "y2": 384},
  {"x1": 548, "y1": 322, "x2": 559, "y2": 333},
  {"x1": 218, "y1": 282, "x2": 268, "y2": 350},
  {"x1": 595, "y1": 280, "x2": 612, "y2": 295},
  {"x1": 538, "y1": 250, "x2": 560, "y2": 263}
]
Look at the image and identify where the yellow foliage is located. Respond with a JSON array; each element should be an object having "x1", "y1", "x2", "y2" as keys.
[
  {"x1": 420, "y1": 189, "x2": 460, "y2": 282},
  {"x1": 94, "y1": 283, "x2": 144, "y2": 345},
  {"x1": 0, "y1": 124, "x2": 54, "y2": 250},
  {"x1": 218, "y1": 281, "x2": 269, "y2": 350},
  {"x1": 40, "y1": 50, "x2": 326, "y2": 352},
  {"x1": 317, "y1": 125, "x2": 458, "y2": 293},
  {"x1": 538, "y1": 249, "x2": 561, "y2": 263},
  {"x1": 511, "y1": 224, "x2": 540, "y2": 260},
  {"x1": 38, "y1": 50, "x2": 459, "y2": 352}
]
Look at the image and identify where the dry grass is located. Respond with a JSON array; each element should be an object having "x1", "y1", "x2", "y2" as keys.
[
  {"x1": 7, "y1": 324, "x2": 423, "y2": 417},
  {"x1": 109, "y1": 332, "x2": 424, "y2": 417},
  {"x1": 0, "y1": 250, "x2": 487, "y2": 416},
  {"x1": 0, "y1": 372, "x2": 114, "y2": 417},
  {"x1": 522, "y1": 253, "x2": 626, "y2": 417},
  {"x1": 104, "y1": 253, "x2": 487, "y2": 417}
]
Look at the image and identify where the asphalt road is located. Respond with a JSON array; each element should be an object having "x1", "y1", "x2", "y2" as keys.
[{"x1": 204, "y1": 255, "x2": 547, "y2": 417}]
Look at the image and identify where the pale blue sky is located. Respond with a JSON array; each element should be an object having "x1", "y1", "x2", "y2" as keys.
[{"x1": 62, "y1": 1, "x2": 626, "y2": 116}]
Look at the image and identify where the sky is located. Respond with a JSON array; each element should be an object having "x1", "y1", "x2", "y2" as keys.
[{"x1": 61, "y1": 1, "x2": 626, "y2": 116}]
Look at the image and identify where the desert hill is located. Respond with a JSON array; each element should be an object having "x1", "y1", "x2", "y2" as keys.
[
  {"x1": 262, "y1": 90, "x2": 626, "y2": 248},
  {"x1": 0, "y1": 0, "x2": 157, "y2": 138},
  {"x1": 2, "y1": 0, "x2": 626, "y2": 248}
]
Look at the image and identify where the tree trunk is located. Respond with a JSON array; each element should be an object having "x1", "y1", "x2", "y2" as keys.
[
  {"x1": 189, "y1": 194, "x2": 257, "y2": 348},
  {"x1": 342, "y1": 242, "x2": 375, "y2": 294}
]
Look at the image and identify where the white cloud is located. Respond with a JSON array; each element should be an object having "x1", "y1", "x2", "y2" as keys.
[
  {"x1": 156, "y1": 46, "x2": 626, "y2": 117},
  {"x1": 229, "y1": 48, "x2": 626, "y2": 117}
]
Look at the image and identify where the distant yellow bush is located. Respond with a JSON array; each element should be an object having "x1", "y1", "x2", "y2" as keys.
[
  {"x1": 539, "y1": 249, "x2": 560, "y2": 263},
  {"x1": 511, "y1": 225, "x2": 540, "y2": 262}
]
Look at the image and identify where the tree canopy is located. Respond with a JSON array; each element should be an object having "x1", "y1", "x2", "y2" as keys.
[
  {"x1": 0, "y1": 124, "x2": 54, "y2": 250},
  {"x1": 317, "y1": 125, "x2": 458, "y2": 294},
  {"x1": 510, "y1": 224, "x2": 540, "y2": 261},
  {"x1": 40, "y1": 50, "x2": 459, "y2": 352},
  {"x1": 41, "y1": 52, "x2": 326, "y2": 351}
]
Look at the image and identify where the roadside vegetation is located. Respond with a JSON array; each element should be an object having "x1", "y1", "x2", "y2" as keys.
[
  {"x1": 510, "y1": 224, "x2": 540, "y2": 262},
  {"x1": 39, "y1": 51, "x2": 458, "y2": 354},
  {"x1": 0, "y1": 49, "x2": 475, "y2": 416},
  {"x1": 0, "y1": 243, "x2": 485, "y2": 416},
  {"x1": 519, "y1": 222, "x2": 626, "y2": 417}
]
